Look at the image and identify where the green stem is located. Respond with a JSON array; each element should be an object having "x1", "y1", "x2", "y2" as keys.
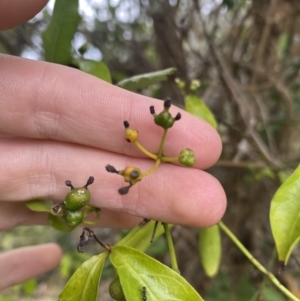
[
  {"x1": 218, "y1": 221, "x2": 300, "y2": 301},
  {"x1": 161, "y1": 156, "x2": 179, "y2": 163},
  {"x1": 157, "y1": 129, "x2": 168, "y2": 159},
  {"x1": 142, "y1": 159, "x2": 161, "y2": 177},
  {"x1": 134, "y1": 141, "x2": 157, "y2": 160},
  {"x1": 163, "y1": 223, "x2": 179, "y2": 273}
]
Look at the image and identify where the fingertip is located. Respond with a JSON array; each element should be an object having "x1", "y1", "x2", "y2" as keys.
[{"x1": 0, "y1": 0, "x2": 48, "y2": 30}]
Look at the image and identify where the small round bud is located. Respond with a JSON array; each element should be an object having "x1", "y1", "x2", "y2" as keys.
[{"x1": 178, "y1": 148, "x2": 196, "y2": 166}]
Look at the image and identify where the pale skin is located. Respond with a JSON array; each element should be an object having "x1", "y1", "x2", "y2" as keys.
[{"x1": 0, "y1": 0, "x2": 227, "y2": 291}]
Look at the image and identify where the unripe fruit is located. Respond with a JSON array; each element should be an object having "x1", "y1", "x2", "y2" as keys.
[
  {"x1": 125, "y1": 127, "x2": 139, "y2": 142},
  {"x1": 109, "y1": 277, "x2": 126, "y2": 301},
  {"x1": 154, "y1": 111, "x2": 175, "y2": 129},
  {"x1": 63, "y1": 209, "x2": 84, "y2": 227},
  {"x1": 178, "y1": 148, "x2": 196, "y2": 166},
  {"x1": 122, "y1": 166, "x2": 142, "y2": 184},
  {"x1": 48, "y1": 214, "x2": 76, "y2": 232},
  {"x1": 64, "y1": 188, "x2": 91, "y2": 211}
]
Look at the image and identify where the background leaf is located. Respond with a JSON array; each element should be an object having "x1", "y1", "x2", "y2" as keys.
[
  {"x1": 25, "y1": 199, "x2": 53, "y2": 212},
  {"x1": 199, "y1": 225, "x2": 222, "y2": 277},
  {"x1": 42, "y1": 0, "x2": 81, "y2": 64},
  {"x1": 110, "y1": 245, "x2": 204, "y2": 301},
  {"x1": 59, "y1": 252, "x2": 108, "y2": 301},
  {"x1": 184, "y1": 94, "x2": 218, "y2": 129},
  {"x1": 270, "y1": 164, "x2": 300, "y2": 264},
  {"x1": 117, "y1": 68, "x2": 176, "y2": 91},
  {"x1": 77, "y1": 59, "x2": 111, "y2": 83}
]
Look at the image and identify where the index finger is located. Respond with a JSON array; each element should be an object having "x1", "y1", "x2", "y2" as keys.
[{"x1": 0, "y1": 54, "x2": 221, "y2": 169}]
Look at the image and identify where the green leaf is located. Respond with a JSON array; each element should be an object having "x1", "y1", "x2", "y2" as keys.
[
  {"x1": 184, "y1": 94, "x2": 218, "y2": 129},
  {"x1": 117, "y1": 68, "x2": 176, "y2": 91},
  {"x1": 199, "y1": 225, "x2": 222, "y2": 277},
  {"x1": 110, "y1": 245, "x2": 204, "y2": 301},
  {"x1": 117, "y1": 221, "x2": 166, "y2": 251},
  {"x1": 77, "y1": 59, "x2": 111, "y2": 83},
  {"x1": 270, "y1": 164, "x2": 300, "y2": 264},
  {"x1": 59, "y1": 252, "x2": 108, "y2": 301},
  {"x1": 42, "y1": 0, "x2": 81, "y2": 65},
  {"x1": 25, "y1": 199, "x2": 53, "y2": 212}
]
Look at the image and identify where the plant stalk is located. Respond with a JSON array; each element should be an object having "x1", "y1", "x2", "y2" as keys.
[
  {"x1": 218, "y1": 221, "x2": 300, "y2": 301},
  {"x1": 163, "y1": 223, "x2": 180, "y2": 273}
]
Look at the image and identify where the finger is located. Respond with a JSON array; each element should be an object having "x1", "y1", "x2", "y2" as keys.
[
  {"x1": 0, "y1": 243, "x2": 62, "y2": 291},
  {"x1": 0, "y1": 0, "x2": 48, "y2": 30},
  {"x1": 0, "y1": 54, "x2": 221, "y2": 170},
  {"x1": 0, "y1": 138, "x2": 226, "y2": 228}
]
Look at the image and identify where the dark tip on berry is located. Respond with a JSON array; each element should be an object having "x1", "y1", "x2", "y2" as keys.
[
  {"x1": 130, "y1": 170, "x2": 140, "y2": 179},
  {"x1": 125, "y1": 138, "x2": 131, "y2": 143},
  {"x1": 174, "y1": 112, "x2": 181, "y2": 121},
  {"x1": 84, "y1": 176, "x2": 94, "y2": 189},
  {"x1": 164, "y1": 98, "x2": 171, "y2": 108},
  {"x1": 105, "y1": 164, "x2": 118, "y2": 173},
  {"x1": 65, "y1": 180, "x2": 74, "y2": 190},
  {"x1": 124, "y1": 121, "x2": 130, "y2": 128},
  {"x1": 150, "y1": 106, "x2": 155, "y2": 114},
  {"x1": 118, "y1": 185, "x2": 132, "y2": 195},
  {"x1": 51, "y1": 202, "x2": 64, "y2": 214}
]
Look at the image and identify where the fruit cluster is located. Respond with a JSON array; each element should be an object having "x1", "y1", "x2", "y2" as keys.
[
  {"x1": 48, "y1": 177, "x2": 100, "y2": 232},
  {"x1": 106, "y1": 98, "x2": 195, "y2": 195}
]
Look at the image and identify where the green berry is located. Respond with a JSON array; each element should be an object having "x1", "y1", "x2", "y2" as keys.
[
  {"x1": 64, "y1": 177, "x2": 94, "y2": 211},
  {"x1": 154, "y1": 111, "x2": 175, "y2": 129},
  {"x1": 109, "y1": 277, "x2": 126, "y2": 301},
  {"x1": 63, "y1": 209, "x2": 84, "y2": 227},
  {"x1": 48, "y1": 214, "x2": 76, "y2": 232},
  {"x1": 179, "y1": 149, "x2": 196, "y2": 166}
]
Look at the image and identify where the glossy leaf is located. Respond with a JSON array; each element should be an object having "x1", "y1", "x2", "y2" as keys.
[
  {"x1": 25, "y1": 199, "x2": 53, "y2": 212},
  {"x1": 77, "y1": 59, "x2": 111, "y2": 83},
  {"x1": 42, "y1": 0, "x2": 81, "y2": 65},
  {"x1": 117, "y1": 220, "x2": 166, "y2": 251},
  {"x1": 199, "y1": 225, "x2": 221, "y2": 278},
  {"x1": 184, "y1": 95, "x2": 218, "y2": 129},
  {"x1": 270, "y1": 165, "x2": 300, "y2": 264},
  {"x1": 59, "y1": 252, "x2": 108, "y2": 301},
  {"x1": 117, "y1": 68, "x2": 176, "y2": 91},
  {"x1": 110, "y1": 246, "x2": 204, "y2": 301}
]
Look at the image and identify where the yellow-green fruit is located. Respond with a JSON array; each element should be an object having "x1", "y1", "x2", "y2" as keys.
[
  {"x1": 179, "y1": 149, "x2": 196, "y2": 166},
  {"x1": 123, "y1": 166, "x2": 142, "y2": 184},
  {"x1": 125, "y1": 127, "x2": 138, "y2": 142},
  {"x1": 63, "y1": 209, "x2": 84, "y2": 227},
  {"x1": 154, "y1": 111, "x2": 174, "y2": 129},
  {"x1": 64, "y1": 188, "x2": 91, "y2": 211},
  {"x1": 109, "y1": 277, "x2": 126, "y2": 301}
]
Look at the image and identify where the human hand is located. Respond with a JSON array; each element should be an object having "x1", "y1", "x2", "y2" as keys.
[{"x1": 0, "y1": 0, "x2": 226, "y2": 291}]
